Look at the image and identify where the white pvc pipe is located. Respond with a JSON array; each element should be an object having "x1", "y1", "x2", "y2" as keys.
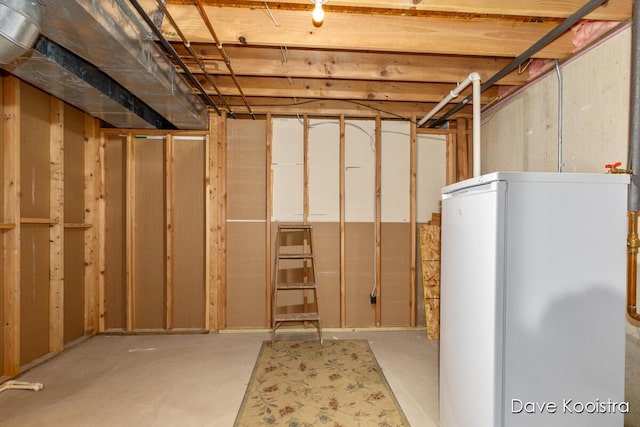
[
  {"x1": 417, "y1": 72, "x2": 482, "y2": 177},
  {"x1": 471, "y1": 73, "x2": 481, "y2": 177}
]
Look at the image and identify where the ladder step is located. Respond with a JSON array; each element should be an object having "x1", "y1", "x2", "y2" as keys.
[
  {"x1": 278, "y1": 225, "x2": 312, "y2": 231},
  {"x1": 274, "y1": 312, "x2": 320, "y2": 322},
  {"x1": 278, "y1": 253, "x2": 313, "y2": 259},
  {"x1": 276, "y1": 282, "x2": 317, "y2": 290}
]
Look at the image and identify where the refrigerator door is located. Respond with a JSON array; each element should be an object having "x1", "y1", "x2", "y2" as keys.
[
  {"x1": 440, "y1": 180, "x2": 507, "y2": 427},
  {"x1": 501, "y1": 177, "x2": 627, "y2": 427}
]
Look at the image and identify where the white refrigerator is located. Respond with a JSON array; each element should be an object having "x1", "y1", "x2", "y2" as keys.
[{"x1": 439, "y1": 172, "x2": 629, "y2": 427}]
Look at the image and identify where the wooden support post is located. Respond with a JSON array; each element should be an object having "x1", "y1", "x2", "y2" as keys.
[
  {"x1": 125, "y1": 133, "x2": 135, "y2": 332},
  {"x1": 165, "y1": 134, "x2": 175, "y2": 331},
  {"x1": 456, "y1": 118, "x2": 470, "y2": 182},
  {"x1": 446, "y1": 130, "x2": 456, "y2": 186},
  {"x1": 206, "y1": 114, "x2": 216, "y2": 332},
  {"x1": 302, "y1": 115, "x2": 309, "y2": 324},
  {"x1": 49, "y1": 98, "x2": 64, "y2": 353},
  {"x1": 303, "y1": 115, "x2": 310, "y2": 223},
  {"x1": 3, "y1": 76, "x2": 20, "y2": 376},
  {"x1": 96, "y1": 131, "x2": 106, "y2": 332},
  {"x1": 84, "y1": 116, "x2": 98, "y2": 334},
  {"x1": 218, "y1": 116, "x2": 227, "y2": 330},
  {"x1": 409, "y1": 116, "x2": 417, "y2": 327},
  {"x1": 375, "y1": 116, "x2": 382, "y2": 328},
  {"x1": 266, "y1": 112, "x2": 273, "y2": 328},
  {"x1": 339, "y1": 115, "x2": 346, "y2": 328}
]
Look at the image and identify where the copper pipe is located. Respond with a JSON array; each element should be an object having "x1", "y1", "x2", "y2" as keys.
[
  {"x1": 193, "y1": 0, "x2": 256, "y2": 119},
  {"x1": 156, "y1": 1, "x2": 235, "y2": 116},
  {"x1": 628, "y1": 211, "x2": 640, "y2": 320}
]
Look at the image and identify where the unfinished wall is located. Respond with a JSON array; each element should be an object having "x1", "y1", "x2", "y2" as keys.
[
  {"x1": 482, "y1": 27, "x2": 629, "y2": 173},
  {"x1": 102, "y1": 132, "x2": 208, "y2": 333},
  {"x1": 1, "y1": 77, "x2": 98, "y2": 377},
  {"x1": 104, "y1": 136, "x2": 126, "y2": 330},
  {"x1": 63, "y1": 105, "x2": 86, "y2": 344},
  {"x1": 20, "y1": 84, "x2": 51, "y2": 365},
  {"x1": 134, "y1": 139, "x2": 166, "y2": 330},
  {"x1": 225, "y1": 117, "x2": 446, "y2": 329},
  {"x1": 226, "y1": 120, "x2": 267, "y2": 328},
  {"x1": 173, "y1": 138, "x2": 206, "y2": 329}
]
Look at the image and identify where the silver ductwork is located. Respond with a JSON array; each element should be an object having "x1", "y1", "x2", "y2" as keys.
[
  {"x1": 1, "y1": 0, "x2": 209, "y2": 130},
  {"x1": 0, "y1": 0, "x2": 43, "y2": 64}
]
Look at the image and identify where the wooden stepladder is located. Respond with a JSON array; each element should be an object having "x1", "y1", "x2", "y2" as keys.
[{"x1": 271, "y1": 224, "x2": 323, "y2": 345}]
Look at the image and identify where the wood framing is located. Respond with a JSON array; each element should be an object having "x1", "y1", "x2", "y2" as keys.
[
  {"x1": 49, "y1": 98, "x2": 64, "y2": 354},
  {"x1": 206, "y1": 114, "x2": 216, "y2": 332},
  {"x1": 84, "y1": 116, "x2": 98, "y2": 334},
  {"x1": 339, "y1": 115, "x2": 346, "y2": 328},
  {"x1": 456, "y1": 118, "x2": 471, "y2": 182},
  {"x1": 125, "y1": 134, "x2": 135, "y2": 331},
  {"x1": 302, "y1": 115, "x2": 309, "y2": 324},
  {"x1": 409, "y1": 117, "x2": 417, "y2": 327},
  {"x1": 265, "y1": 112, "x2": 272, "y2": 328},
  {"x1": 218, "y1": 117, "x2": 227, "y2": 330},
  {"x1": 165, "y1": 134, "x2": 175, "y2": 331},
  {"x1": 96, "y1": 130, "x2": 106, "y2": 332},
  {"x1": 375, "y1": 115, "x2": 382, "y2": 327},
  {"x1": 3, "y1": 76, "x2": 20, "y2": 376}
]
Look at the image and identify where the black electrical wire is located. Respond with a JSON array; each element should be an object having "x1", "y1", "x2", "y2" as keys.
[
  {"x1": 427, "y1": 0, "x2": 610, "y2": 128},
  {"x1": 128, "y1": 0, "x2": 222, "y2": 115}
]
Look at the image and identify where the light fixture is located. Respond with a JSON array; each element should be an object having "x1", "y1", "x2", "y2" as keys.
[{"x1": 311, "y1": 0, "x2": 327, "y2": 26}]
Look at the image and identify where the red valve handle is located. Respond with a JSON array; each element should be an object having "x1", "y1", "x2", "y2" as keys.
[{"x1": 605, "y1": 161, "x2": 622, "y2": 169}]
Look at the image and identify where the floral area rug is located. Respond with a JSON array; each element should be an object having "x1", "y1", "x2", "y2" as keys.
[{"x1": 233, "y1": 339, "x2": 411, "y2": 427}]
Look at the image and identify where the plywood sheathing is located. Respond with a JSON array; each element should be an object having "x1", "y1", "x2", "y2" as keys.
[
  {"x1": 345, "y1": 223, "x2": 376, "y2": 327},
  {"x1": 381, "y1": 223, "x2": 411, "y2": 326},
  {"x1": 104, "y1": 136, "x2": 126, "y2": 330},
  {"x1": 63, "y1": 106, "x2": 89, "y2": 343},
  {"x1": 64, "y1": 230, "x2": 85, "y2": 343},
  {"x1": 173, "y1": 137, "x2": 206, "y2": 329},
  {"x1": 133, "y1": 138, "x2": 167, "y2": 330},
  {"x1": 420, "y1": 221, "x2": 441, "y2": 339},
  {"x1": 20, "y1": 84, "x2": 51, "y2": 366},
  {"x1": 225, "y1": 119, "x2": 267, "y2": 328}
]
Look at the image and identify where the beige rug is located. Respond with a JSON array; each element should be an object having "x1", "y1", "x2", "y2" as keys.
[{"x1": 234, "y1": 339, "x2": 411, "y2": 427}]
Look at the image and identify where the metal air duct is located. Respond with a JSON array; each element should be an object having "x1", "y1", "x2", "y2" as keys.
[{"x1": 0, "y1": 0, "x2": 42, "y2": 64}]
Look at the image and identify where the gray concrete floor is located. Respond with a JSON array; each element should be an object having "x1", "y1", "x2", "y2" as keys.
[{"x1": 0, "y1": 330, "x2": 637, "y2": 427}]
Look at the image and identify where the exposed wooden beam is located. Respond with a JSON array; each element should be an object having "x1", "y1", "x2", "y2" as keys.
[
  {"x1": 166, "y1": 0, "x2": 631, "y2": 21},
  {"x1": 219, "y1": 97, "x2": 475, "y2": 119},
  {"x1": 197, "y1": 76, "x2": 500, "y2": 103},
  {"x1": 172, "y1": 45, "x2": 529, "y2": 86},
  {"x1": 162, "y1": 5, "x2": 576, "y2": 58}
]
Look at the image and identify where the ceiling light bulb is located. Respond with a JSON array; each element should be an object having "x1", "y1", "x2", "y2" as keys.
[{"x1": 311, "y1": 1, "x2": 325, "y2": 25}]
